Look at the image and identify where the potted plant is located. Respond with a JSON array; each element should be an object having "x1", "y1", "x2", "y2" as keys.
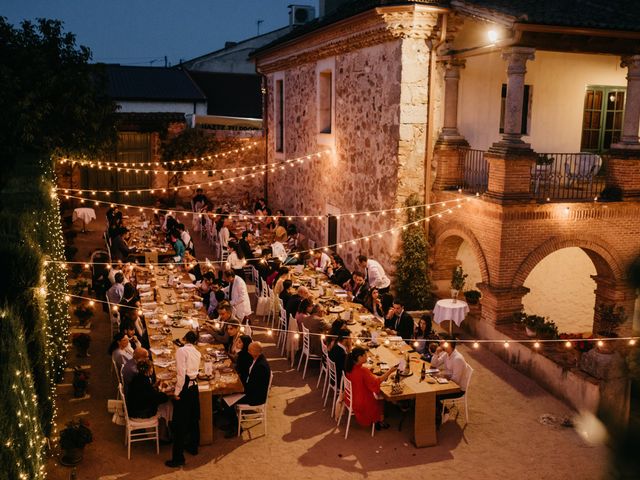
[
  {"x1": 595, "y1": 304, "x2": 626, "y2": 352},
  {"x1": 72, "y1": 366, "x2": 90, "y2": 397},
  {"x1": 59, "y1": 418, "x2": 92, "y2": 466},
  {"x1": 450, "y1": 266, "x2": 467, "y2": 303},
  {"x1": 463, "y1": 289, "x2": 481, "y2": 305},
  {"x1": 71, "y1": 333, "x2": 91, "y2": 357},
  {"x1": 515, "y1": 312, "x2": 545, "y2": 337},
  {"x1": 536, "y1": 319, "x2": 559, "y2": 340},
  {"x1": 73, "y1": 303, "x2": 94, "y2": 327}
]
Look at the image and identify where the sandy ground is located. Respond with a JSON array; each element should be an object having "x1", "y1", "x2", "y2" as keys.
[{"x1": 47, "y1": 209, "x2": 609, "y2": 480}]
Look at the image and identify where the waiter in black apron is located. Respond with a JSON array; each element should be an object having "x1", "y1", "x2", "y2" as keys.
[{"x1": 165, "y1": 330, "x2": 201, "y2": 468}]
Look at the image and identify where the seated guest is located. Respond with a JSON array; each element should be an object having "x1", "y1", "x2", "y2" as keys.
[
  {"x1": 111, "y1": 227, "x2": 136, "y2": 262},
  {"x1": 217, "y1": 217, "x2": 230, "y2": 251},
  {"x1": 176, "y1": 224, "x2": 193, "y2": 254},
  {"x1": 279, "y1": 279, "x2": 293, "y2": 307},
  {"x1": 170, "y1": 232, "x2": 186, "y2": 263},
  {"x1": 327, "y1": 254, "x2": 351, "y2": 287},
  {"x1": 329, "y1": 328, "x2": 352, "y2": 388},
  {"x1": 271, "y1": 231, "x2": 288, "y2": 263},
  {"x1": 384, "y1": 299, "x2": 415, "y2": 344},
  {"x1": 208, "y1": 290, "x2": 226, "y2": 319},
  {"x1": 222, "y1": 269, "x2": 252, "y2": 322},
  {"x1": 120, "y1": 318, "x2": 143, "y2": 351},
  {"x1": 234, "y1": 335, "x2": 253, "y2": 386},
  {"x1": 286, "y1": 225, "x2": 309, "y2": 264},
  {"x1": 265, "y1": 260, "x2": 282, "y2": 287},
  {"x1": 303, "y1": 303, "x2": 327, "y2": 356},
  {"x1": 347, "y1": 271, "x2": 369, "y2": 305},
  {"x1": 109, "y1": 332, "x2": 133, "y2": 372},
  {"x1": 344, "y1": 347, "x2": 397, "y2": 430},
  {"x1": 107, "y1": 260, "x2": 127, "y2": 285},
  {"x1": 430, "y1": 338, "x2": 468, "y2": 424},
  {"x1": 254, "y1": 198, "x2": 267, "y2": 214},
  {"x1": 239, "y1": 231, "x2": 255, "y2": 261},
  {"x1": 308, "y1": 250, "x2": 331, "y2": 272},
  {"x1": 413, "y1": 313, "x2": 436, "y2": 355},
  {"x1": 106, "y1": 271, "x2": 126, "y2": 305},
  {"x1": 122, "y1": 347, "x2": 150, "y2": 393},
  {"x1": 227, "y1": 241, "x2": 245, "y2": 279},
  {"x1": 356, "y1": 254, "x2": 391, "y2": 294},
  {"x1": 285, "y1": 286, "x2": 310, "y2": 326},
  {"x1": 126, "y1": 359, "x2": 168, "y2": 418},
  {"x1": 118, "y1": 283, "x2": 140, "y2": 324},
  {"x1": 198, "y1": 272, "x2": 216, "y2": 310},
  {"x1": 212, "y1": 304, "x2": 241, "y2": 354},
  {"x1": 381, "y1": 292, "x2": 395, "y2": 316},
  {"x1": 184, "y1": 252, "x2": 203, "y2": 282},
  {"x1": 224, "y1": 342, "x2": 271, "y2": 438},
  {"x1": 363, "y1": 287, "x2": 385, "y2": 318},
  {"x1": 324, "y1": 319, "x2": 347, "y2": 350}
]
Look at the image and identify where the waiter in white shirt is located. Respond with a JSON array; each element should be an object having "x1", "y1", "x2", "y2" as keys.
[
  {"x1": 356, "y1": 255, "x2": 391, "y2": 294},
  {"x1": 222, "y1": 269, "x2": 252, "y2": 321},
  {"x1": 166, "y1": 330, "x2": 201, "y2": 468},
  {"x1": 430, "y1": 337, "x2": 468, "y2": 424}
]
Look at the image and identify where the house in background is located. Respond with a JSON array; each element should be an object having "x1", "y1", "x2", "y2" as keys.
[{"x1": 253, "y1": 0, "x2": 640, "y2": 419}]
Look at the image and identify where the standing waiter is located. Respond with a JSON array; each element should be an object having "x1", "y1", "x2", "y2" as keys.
[{"x1": 165, "y1": 330, "x2": 201, "y2": 468}]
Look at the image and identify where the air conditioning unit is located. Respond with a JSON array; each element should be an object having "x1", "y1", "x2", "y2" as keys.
[{"x1": 289, "y1": 5, "x2": 316, "y2": 26}]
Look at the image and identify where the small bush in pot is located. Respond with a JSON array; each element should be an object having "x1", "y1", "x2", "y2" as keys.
[{"x1": 463, "y1": 289, "x2": 481, "y2": 305}]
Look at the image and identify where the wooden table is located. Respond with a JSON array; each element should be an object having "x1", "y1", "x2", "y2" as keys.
[
  {"x1": 299, "y1": 267, "x2": 461, "y2": 447},
  {"x1": 126, "y1": 217, "x2": 174, "y2": 262},
  {"x1": 141, "y1": 267, "x2": 244, "y2": 445}
]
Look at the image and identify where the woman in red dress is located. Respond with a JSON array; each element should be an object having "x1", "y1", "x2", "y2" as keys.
[{"x1": 344, "y1": 347, "x2": 397, "y2": 430}]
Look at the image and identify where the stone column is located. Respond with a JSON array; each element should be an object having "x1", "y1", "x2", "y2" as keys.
[
  {"x1": 477, "y1": 283, "x2": 530, "y2": 326},
  {"x1": 440, "y1": 59, "x2": 466, "y2": 141},
  {"x1": 499, "y1": 47, "x2": 535, "y2": 147},
  {"x1": 592, "y1": 275, "x2": 636, "y2": 337},
  {"x1": 618, "y1": 55, "x2": 640, "y2": 147}
]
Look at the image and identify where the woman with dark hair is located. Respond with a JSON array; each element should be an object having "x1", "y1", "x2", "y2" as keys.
[
  {"x1": 344, "y1": 347, "x2": 397, "y2": 430},
  {"x1": 381, "y1": 292, "x2": 395, "y2": 316},
  {"x1": 234, "y1": 335, "x2": 253, "y2": 385},
  {"x1": 413, "y1": 314, "x2": 433, "y2": 355},
  {"x1": 227, "y1": 241, "x2": 245, "y2": 279},
  {"x1": 324, "y1": 318, "x2": 347, "y2": 350},
  {"x1": 287, "y1": 298, "x2": 314, "y2": 365},
  {"x1": 363, "y1": 287, "x2": 385, "y2": 318},
  {"x1": 118, "y1": 282, "x2": 140, "y2": 324},
  {"x1": 126, "y1": 360, "x2": 168, "y2": 418},
  {"x1": 109, "y1": 332, "x2": 133, "y2": 372}
]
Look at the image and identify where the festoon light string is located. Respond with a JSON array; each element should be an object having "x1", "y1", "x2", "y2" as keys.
[
  {"x1": 58, "y1": 141, "x2": 260, "y2": 168},
  {"x1": 57, "y1": 150, "x2": 329, "y2": 194},
  {"x1": 45, "y1": 195, "x2": 478, "y2": 267},
  {"x1": 65, "y1": 292, "x2": 639, "y2": 348}
]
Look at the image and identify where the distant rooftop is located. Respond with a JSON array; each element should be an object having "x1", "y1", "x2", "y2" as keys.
[{"x1": 105, "y1": 65, "x2": 206, "y2": 102}]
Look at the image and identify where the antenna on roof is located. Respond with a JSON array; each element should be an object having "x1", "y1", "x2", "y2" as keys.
[{"x1": 257, "y1": 19, "x2": 264, "y2": 35}]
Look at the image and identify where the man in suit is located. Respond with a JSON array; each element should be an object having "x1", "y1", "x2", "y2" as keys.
[
  {"x1": 303, "y1": 304, "x2": 327, "y2": 356},
  {"x1": 224, "y1": 341, "x2": 271, "y2": 438},
  {"x1": 385, "y1": 299, "x2": 415, "y2": 345},
  {"x1": 285, "y1": 286, "x2": 309, "y2": 328},
  {"x1": 349, "y1": 271, "x2": 369, "y2": 305},
  {"x1": 329, "y1": 328, "x2": 352, "y2": 389},
  {"x1": 223, "y1": 269, "x2": 252, "y2": 322}
]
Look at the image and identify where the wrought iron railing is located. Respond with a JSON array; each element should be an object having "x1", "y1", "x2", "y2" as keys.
[
  {"x1": 462, "y1": 148, "x2": 488, "y2": 193},
  {"x1": 530, "y1": 152, "x2": 607, "y2": 201}
]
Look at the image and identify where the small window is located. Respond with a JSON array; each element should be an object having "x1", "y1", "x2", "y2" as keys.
[
  {"x1": 318, "y1": 70, "x2": 332, "y2": 134},
  {"x1": 499, "y1": 84, "x2": 531, "y2": 135},
  {"x1": 581, "y1": 86, "x2": 625, "y2": 152},
  {"x1": 275, "y1": 78, "x2": 284, "y2": 153}
]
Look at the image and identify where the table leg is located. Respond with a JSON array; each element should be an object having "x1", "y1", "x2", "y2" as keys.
[
  {"x1": 81, "y1": 219, "x2": 86, "y2": 233},
  {"x1": 413, "y1": 392, "x2": 437, "y2": 447},
  {"x1": 199, "y1": 389, "x2": 213, "y2": 445}
]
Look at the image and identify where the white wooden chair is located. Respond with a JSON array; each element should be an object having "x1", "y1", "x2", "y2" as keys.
[
  {"x1": 323, "y1": 357, "x2": 340, "y2": 418},
  {"x1": 316, "y1": 340, "x2": 329, "y2": 392},
  {"x1": 297, "y1": 325, "x2": 322, "y2": 379},
  {"x1": 118, "y1": 384, "x2": 159, "y2": 459},
  {"x1": 276, "y1": 307, "x2": 288, "y2": 353},
  {"x1": 336, "y1": 376, "x2": 375, "y2": 439},
  {"x1": 441, "y1": 364, "x2": 474, "y2": 425},
  {"x1": 236, "y1": 372, "x2": 274, "y2": 438},
  {"x1": 250, "y1": 265, "x2": 260, "y2": 297}
]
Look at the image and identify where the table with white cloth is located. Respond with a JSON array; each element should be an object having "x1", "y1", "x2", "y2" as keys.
[
  {"x1": 433, "y1": 299, "x2": 469, "y2": 334},
  {"x1": 72, "y1": 207, "x2": 96, "y2": 232}
]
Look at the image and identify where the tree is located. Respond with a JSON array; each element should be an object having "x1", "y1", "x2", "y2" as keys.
[
  {"x1": 393, "y1": 194, "x2": 434, "y2": 310},
  {"x1": 0, "y1": 17, "x2": 116, "y2": 172}
]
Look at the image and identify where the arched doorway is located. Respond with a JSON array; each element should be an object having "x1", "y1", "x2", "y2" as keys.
[{"x1": 521, "y1": 247, "x2": 596, "y2": 333}]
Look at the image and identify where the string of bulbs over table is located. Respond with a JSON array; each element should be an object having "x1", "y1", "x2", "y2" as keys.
[{"x1": 45, "y1": 195, "x2": 478, "y2": 267}]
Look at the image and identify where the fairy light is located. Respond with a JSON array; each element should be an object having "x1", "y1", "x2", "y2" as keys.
[
  {"x1": 597, "y1": 340, "x2": 604, "y2": 347},
  {"x1": 533, "y1": 342, "x2": 540, "y2": 349},
  {"x1": 473, "y1": 342, "x2": 479, "y2": 349}
]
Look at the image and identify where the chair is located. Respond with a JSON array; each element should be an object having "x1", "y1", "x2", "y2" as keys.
[
  {"x1": 441, "y1": 364, "x2": 474, "y2": 424},
  {"x1": 250, "y1": 265, "x2": 260, "y2": 296},
  {"x1": 105, "y1": 294, "x2": 120, "y2": 339},
  {"x1": 297, "y1": 325, "x2": 322, "y2": 379},
  {"x1": 336, "y1": 376, "x2": 375, "y2": 439},
  {"x1": 118, "y1": 384, "x2": 159, "y2": 459},
  {"x1": 276, "y1": 308, "x2": 288, "y2": 354},
  {"x1": 564, "y1": 153, "x2": 601, "y2": 187},
  {"x1": 323, "y1": 357, "x2": 340, "y2": 418},
  {"x1": 236, "y1": 372, "x2": 274, "y2": 437},
  {"x1": 316, "y1": 340, "x2": 329, "y2": 392},
  {"x1": 103, "y1": 232, "x2": 112, "y2": 262}
]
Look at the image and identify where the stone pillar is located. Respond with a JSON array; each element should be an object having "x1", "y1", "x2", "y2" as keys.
[
  {"x1": 484, "y1": 47, "x2": 536, "y2": 203},
  {"x1": 592, "y1": 275, "x2": 636, "y2": 337},
  {"x1": 433, "y1": 60, "x2": 468, "y2": 190},
  {"x1": 499, "y1": 47, "x2": 535, "y2": 147},
  {"x1": 477, "y1": 283, "x2": 530, "y2": 326},
  {"x1": 617, "y1": 55, "x2": 640, "y2": 147}
]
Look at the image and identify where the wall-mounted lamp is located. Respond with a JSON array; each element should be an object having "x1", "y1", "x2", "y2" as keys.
[{"x1": 487, "y1": 29, "x2": 499, "y2": 43}]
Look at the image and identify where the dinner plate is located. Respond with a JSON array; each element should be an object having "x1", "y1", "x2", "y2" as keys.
[
  {"x1": 150, "y1": 334, "x2": 165, "y2": 341},
  {"x1": 156, "y1": 372, "x2": 174, "y2": 380},
  {"x1": 328, "y1": 306, "x2": 344, "y2": 313}
]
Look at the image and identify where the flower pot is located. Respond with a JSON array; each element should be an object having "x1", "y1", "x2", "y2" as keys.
[
  {"x1": 525, "y1": 326, "x2": 537, "y2": 338},
  {"x1": 450, "y1": 289, "x2": 459, "y2": 303},
  {"x1": 60, "y1": 446, "x2": 84, "y2": 466}
]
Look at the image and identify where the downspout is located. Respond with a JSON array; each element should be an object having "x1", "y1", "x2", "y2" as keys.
[
  {"x1": 259, "y1": 72, "x2": 269, "y2": 202},
  {"x1": 424, "y1": 13, "x2": 448, "y2": 208}
]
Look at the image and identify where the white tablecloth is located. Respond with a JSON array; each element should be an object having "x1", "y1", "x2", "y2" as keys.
[
  {"x1": 433, "y1": 299, "x2": 469, "y2": 327},
  {"x1": 73, "y1": 208, "x2": 97, "y2": 225}
]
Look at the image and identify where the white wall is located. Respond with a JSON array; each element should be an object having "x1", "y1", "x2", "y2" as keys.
[
  {"x1": 458, "y1": 50, "x2": 627, "y2": 152},
  {"x1": 455, "y1": 240, "x2": 483, "y2": 290},
  {"x1": 117, "y1": 101, "x2": 206, "y2": 115}
]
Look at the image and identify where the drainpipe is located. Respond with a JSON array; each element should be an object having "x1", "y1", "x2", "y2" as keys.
[
  {"x1": 424, "y1": 13, "x2": 448, "y2": 209},
  {"x1": 259, "y1": 72, "x2": 269, "y2": 202}
]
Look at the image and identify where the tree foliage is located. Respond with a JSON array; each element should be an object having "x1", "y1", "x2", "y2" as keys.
[
  {"x1": 0, "y1": 16, "x2": 117, "y2": 168},
  {"x1": 394, "y1": 194, "x2": 434, "y2": 310}
]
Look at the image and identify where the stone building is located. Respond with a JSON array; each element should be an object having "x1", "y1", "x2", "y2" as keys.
[{"x1": 252, "y1": 0, "x2": 640, "y2": 339}]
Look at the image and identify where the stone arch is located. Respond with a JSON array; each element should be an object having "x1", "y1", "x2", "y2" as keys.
[
  {"x1": 434, "y1": 222, "x2": 490, "y2": 285},
  {"x1": 511, "y1": 234, "x2": 625, "y2": 289}
]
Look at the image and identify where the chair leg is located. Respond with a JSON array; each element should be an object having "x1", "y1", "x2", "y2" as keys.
[
  {"x1": 297, "y1": 351, "x2": 304, "y2": 371},
  {"x1": 344, "y1": 411, "x2": 352, "y2": 439},
  {"x1": 237, "y1": 411, "x2": 242, "y2": 437},
  {"x1": 336, "y1": 403, "x2": 344, "y2": 427},
  {"x1": 155, "y1": 426, "x2": 159, "y2": 455},
  {"x1": 316, "y1": 367, "x2": 325, "y2": 389},
  {"x1": 331, "y1": 387, "x2": 339, "y2": 418},
  {"x1": 371, "y1": 422, "x2": 375, "y2": 437},
  {"x1": 323, "y1": 384, "x2": 331, "y2": 407},
  {"x1": 127, "y1": 432, "x2": 131, "y2": 460},
  {"x1": 302, "y1": 355, "x2": 309, "y2": 379}
]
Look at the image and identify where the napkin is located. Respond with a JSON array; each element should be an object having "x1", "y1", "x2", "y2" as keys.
[
  {"x1": 139, "y1": 291, "x2": 153, "y2": 298},
  {"x1": 137, "y1": 284, "x2": 151, "y2": 291}
]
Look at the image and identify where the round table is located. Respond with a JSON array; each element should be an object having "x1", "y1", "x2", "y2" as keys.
[
  {"x1": 433, "y1": 298, "x2": 469, "y2": 334},
  {"x1": 72, "y1": 207, "x2": 97, "y2": 233}
]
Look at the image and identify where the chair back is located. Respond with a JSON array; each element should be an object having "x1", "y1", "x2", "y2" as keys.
[
  {"x1": 289, "y1": 314, "x2": 296, "y2": 332},
  {"x1": 461, "y1": 364, "x2": 474, "y2": 393},
  {"x1": 321, "y1": 338, "x2": 329, "y2": 357},
  {"x1": 342, "y1": 375, "x2": 352, "y2": 409},
  {"x1": 266, "y1": 371, "x2": 274, "y2": 404},
  {"x1": 326, "y1": 357, "x2": 337, "y2": 385},
  {"x1": 302, "y1": 325, "x2": 311, "y2": 350},
  {"x1": 576, "y1": 152, "x2": 601, "y2": 177},
  {"x1": 113, "y1": 358, "x2": 123, "y2": 384},
  {"x1": 118, "y1": 384, "x2": 131, "y2": 423}
]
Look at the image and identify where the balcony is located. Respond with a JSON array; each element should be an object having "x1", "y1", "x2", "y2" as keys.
[{"x1": 460, "y1": 149, "x2": 608, "y2": 202}]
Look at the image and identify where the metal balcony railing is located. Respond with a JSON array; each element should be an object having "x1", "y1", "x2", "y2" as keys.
[{"x1": 530, "y1": 152, "x2": 606, "y2": 201}]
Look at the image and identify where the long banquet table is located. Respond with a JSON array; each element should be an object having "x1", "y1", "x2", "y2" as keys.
[{"x1": 297, "y1": 268, "x2": 461, "y2": 448}]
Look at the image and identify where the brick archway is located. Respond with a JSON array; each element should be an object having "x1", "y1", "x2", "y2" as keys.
[
  {"x1": 434, "y1": 222, "x2": 490, "y2": 284},
  {"x1": 511, "y1": 235, "x2": 625, "y2": 289}
]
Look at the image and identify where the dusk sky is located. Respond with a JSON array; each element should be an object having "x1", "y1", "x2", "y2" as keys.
[{"x1": 3, "y1": 0, "x2": 319, "y2": 66}]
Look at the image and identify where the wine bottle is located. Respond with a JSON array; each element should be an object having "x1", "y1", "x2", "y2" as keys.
[{"x1": 420, "y1": 362, "x2": 426, "y2": 382}]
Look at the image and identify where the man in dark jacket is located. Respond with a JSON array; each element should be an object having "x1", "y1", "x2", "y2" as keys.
[
  {"x1": 384, "y1": 299, "x2": 415, "y2": 345},
  {"x1": 328, "y1": 329, "x2": 352, "y2": 389}
]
